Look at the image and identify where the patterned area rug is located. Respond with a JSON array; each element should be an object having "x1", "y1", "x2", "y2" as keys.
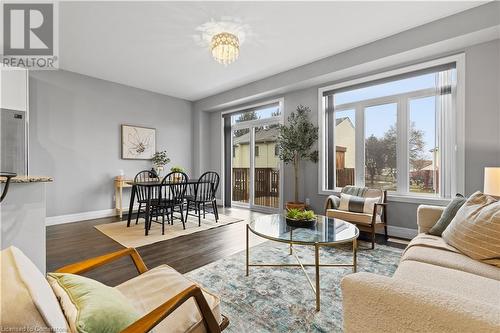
[{"x1": 186, "y1": 240, "x2": 403, "y2": 332}]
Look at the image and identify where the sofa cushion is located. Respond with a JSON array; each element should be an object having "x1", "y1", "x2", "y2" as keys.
[
  {"x1": 115, "y1": 264, "x2": 221, "y2": 333},
  {"x1": 442, "y1": 191, "x2": 500, "y2": 267},
  {"x1": 428, "y1": 194, "x2": 466, "y2": 236},
  {"x1": 1, "y1": 246, "x2": 49, "y2": 329},
  {"x1": 47, "y1": 273, "x2": 140, "y2": 333},
  {"x1": 326, "y1": 209, "x2": 381, "y2": 225},
  {"x1": 401, "y1": 234, "x2": 500, "y2": 281},
  {"x1": 394, "y1": 260, "x2": 500, "y2": 307},
  {"x1": 0, "y1": 247, "x2": 69, "y2": 331}
]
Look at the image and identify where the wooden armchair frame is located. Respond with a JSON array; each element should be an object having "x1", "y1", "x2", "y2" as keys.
[
  {"x1": 55, "y1": 248, "x2": 229, "y2": 333},
  {"x1": 326, "y1": 190, "x2": 388, "y2": 249}
]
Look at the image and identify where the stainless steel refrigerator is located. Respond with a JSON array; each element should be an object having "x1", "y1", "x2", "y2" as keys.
[{"x1": 1, "y1": 108, "x2": 28, "y2": 176}]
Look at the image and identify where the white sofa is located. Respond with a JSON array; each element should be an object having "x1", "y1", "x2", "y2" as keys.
[{"x1": 341, "y1": 204, "x2": 500, "y2": 333}]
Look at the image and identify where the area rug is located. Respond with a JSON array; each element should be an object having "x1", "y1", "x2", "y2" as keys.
[
  {"x1": 95, "y1": 213, "x2": 243, "y2": 248},
  {"x1": 186, "y1": 241, "x2": 403, "y2": 332}
]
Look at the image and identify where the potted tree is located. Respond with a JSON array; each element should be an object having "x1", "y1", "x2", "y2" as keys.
[{"x1": 276, "y1": 105, "x2": 318, "y2": 210}]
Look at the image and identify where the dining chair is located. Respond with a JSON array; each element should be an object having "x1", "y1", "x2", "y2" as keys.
[
  {"x1": 133, "y1": 170, "x2": 159, "y2": 225},
  {"x1": 186, "y1": 171, "x2": 220, "y2": 226},
  {"x1": 151, "y1": 172, "x2": 188, "y2": 234}
]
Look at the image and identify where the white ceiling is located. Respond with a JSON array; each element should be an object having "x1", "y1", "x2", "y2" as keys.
[{"x1": 59, "y1": 1, "x2": 485, "y2": 101}]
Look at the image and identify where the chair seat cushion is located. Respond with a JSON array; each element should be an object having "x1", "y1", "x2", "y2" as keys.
[
  {"x1": 0, "y1": 247, "x2": 69, "y2": 331},
  {"x1": 326, "y1": 209, "x2": 381, "y2": 225},
  {"x1": 115, "y1": 265, "x2": 221, "y2": 333}
]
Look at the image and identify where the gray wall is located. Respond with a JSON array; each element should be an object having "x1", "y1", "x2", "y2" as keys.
[
  {"x1": 29, "y1": 70, "x2": 193, "y2": 217},
  {"x1": 203, "y1": 39, "x2": 500, "y2": 233}
]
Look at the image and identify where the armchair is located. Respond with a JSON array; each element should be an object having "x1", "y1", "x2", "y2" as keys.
[
  {"x1": 325, "y1": 187, "x2": 388, "y2": 249},
  {"x1": 1, "y1": 246, "x2": 228, "y2": 333}
]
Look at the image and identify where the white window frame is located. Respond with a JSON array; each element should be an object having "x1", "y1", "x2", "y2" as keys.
[{"x1": 318, "y1": 54, "x2": 465, "y2": 204}]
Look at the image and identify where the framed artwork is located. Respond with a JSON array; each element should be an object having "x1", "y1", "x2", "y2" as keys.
[{"x1": 121, "y1": 125, "x2": 156, "y2": 160}]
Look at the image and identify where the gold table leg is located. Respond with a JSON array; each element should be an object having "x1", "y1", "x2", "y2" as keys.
[
  {"x1": 353, "y1": 238, "x2": 357, "y2": 273},
  {"x1": 315, "y1": 243, "x2": 320, "y2": 311},
  {"x1": 246, "y1": 225, "x2": 249, "y2": 276}
]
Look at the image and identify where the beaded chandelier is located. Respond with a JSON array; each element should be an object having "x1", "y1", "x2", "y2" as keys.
[{"x1": 211, "y1": 32, "x2": 240, "y2": 65}]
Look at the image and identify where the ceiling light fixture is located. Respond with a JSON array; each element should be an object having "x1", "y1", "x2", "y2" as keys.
[{"x1": 211, "y1": 32, "x2": 239, "y2": 66}]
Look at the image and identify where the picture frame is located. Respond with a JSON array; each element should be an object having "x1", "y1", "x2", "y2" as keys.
[{"x1": 121, "y1": 124, "x2": 156, "y2": 160}]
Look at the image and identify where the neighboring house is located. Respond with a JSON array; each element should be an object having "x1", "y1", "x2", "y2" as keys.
[
  {"x1": 232, "y1": 127, "x2": 280, "y2": 169},
  {"x1": 335, "y1": 117, "x2": 355, "y2": 169}
]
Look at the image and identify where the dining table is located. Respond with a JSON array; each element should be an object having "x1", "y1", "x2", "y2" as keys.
[{"x1": 126, "y1": 178, "x2": 209, "y2": 235}]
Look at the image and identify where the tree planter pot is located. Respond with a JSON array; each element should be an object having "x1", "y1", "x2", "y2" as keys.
[
  {"x1": 285, "y1": 202, "x2": 306, "y2": 211},
  {"x1": 286, "y1": 218, "x2": 316, "y2": 228}
]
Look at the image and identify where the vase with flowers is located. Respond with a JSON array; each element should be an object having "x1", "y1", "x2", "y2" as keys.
[{"x1": 151, "y1": 151, "x2": 170, "y2": 177}]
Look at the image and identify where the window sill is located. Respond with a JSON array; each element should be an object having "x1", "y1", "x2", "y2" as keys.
[{"x1": 318, "y1": 189, "x2": 450, "y2": 206}]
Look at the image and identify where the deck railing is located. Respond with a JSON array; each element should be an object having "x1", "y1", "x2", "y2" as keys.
[{"x1": 232, "y1": 168, "x2": 279, "y2": 208}]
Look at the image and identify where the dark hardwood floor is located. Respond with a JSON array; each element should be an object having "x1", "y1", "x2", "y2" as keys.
[{"x1": 46, "y1": 207, "x2": 406, "y2": 286}]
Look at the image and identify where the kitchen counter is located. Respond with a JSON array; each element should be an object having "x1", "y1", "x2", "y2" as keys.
[
  {"x1": 0, "y1": 175, "x2": 53, "y2": 183},
  {"x1": 1, "y1": 177, "x2": 52, "y2": 272}
]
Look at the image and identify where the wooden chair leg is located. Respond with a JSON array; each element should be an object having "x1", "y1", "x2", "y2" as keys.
[
  {"x1": 161, "y1": 209, "x2": 165, "y2": 235},
  {"x1": 371, "y1": 225, "x2": 376, "y2": 249},
  {"x1": 203, "y1": 202, "x2": 206, "y2": 219},
  {"x1": 198, "y1": 203, "x2": 201, "y2": 226},
  {"x1": 136, "y1": 203, "x2": 142, "y2": 224},
  {"x1": 212, "y1": 201, "x2": 219, "y2": 222},
  {"x1": 384, "y1": 224, "x2": 388, "y2": 240},
  {"x1": 214, "y1": 200, "x2": 219, "y2": 221}
]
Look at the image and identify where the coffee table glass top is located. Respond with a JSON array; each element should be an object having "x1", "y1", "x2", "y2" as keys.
[{"x1": 249, "y1": 214, "x2": 359, "y2": 245}]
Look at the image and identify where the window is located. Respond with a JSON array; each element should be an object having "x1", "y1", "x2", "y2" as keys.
[
  {"x1": 320, "y1": 57, "x2": 463, "y2": 199},
  {"x1": 274, "y1": 144, "x2": 279, "y2": 156},
  {"x1": 231, "y1": 104, "x2": 281, "y2": 125},
  {"x1": 255, "y1": 145, "x2": 259, "y2": 157}
]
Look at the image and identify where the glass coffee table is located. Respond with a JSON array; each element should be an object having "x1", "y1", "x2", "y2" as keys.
[{"x1": 246, "y1": 214, "x2": 359, "y2": 311}]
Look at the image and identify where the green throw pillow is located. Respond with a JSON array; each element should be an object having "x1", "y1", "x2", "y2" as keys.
[
  {"x1": 428, "y1": 194, "x2": 466, "y2": 236},
  {"x1": 47, "y1": 273, "x2": 140, "y2": 333}
]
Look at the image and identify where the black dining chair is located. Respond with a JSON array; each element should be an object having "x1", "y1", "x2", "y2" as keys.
[
  {"x1": 150, "y1": 172, "x2": 188, "y2": 234},
  {"x1": 133, "y1": 170, "x2": 160, "y2": 225},
  {"x1": 186, "y1": 171, "x2": 220, "y2": 226}
]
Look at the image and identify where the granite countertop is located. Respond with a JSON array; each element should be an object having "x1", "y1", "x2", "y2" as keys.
[{"x1": 0, "y1": 176, "x2": 53, "y2": 183}]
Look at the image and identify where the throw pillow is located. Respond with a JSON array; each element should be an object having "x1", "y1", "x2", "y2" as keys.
[
  {"x1": 339, "y1": 193, "x2": 381, "y2": 214},
  {"x1": 428, "y1": 194, "x2": 466, "y2": 236},
  {"x1": 47, "y1": 273, "x2": 140, "y2": 333},
  {"x1": 442, "y1": 191, "x2": 500, "y2": 267}
]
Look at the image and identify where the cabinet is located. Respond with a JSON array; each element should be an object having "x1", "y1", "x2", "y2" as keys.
[{"x1": 0, "y1": 65, "x2": 28, "y2": 111}]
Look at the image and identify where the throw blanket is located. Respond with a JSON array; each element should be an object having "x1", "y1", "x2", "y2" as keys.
[{"x1": 324, "y1": 186, "x2": 368, "y2": 211}]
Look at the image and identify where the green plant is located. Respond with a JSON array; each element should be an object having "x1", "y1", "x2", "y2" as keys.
[
  {"x1": 286, "y1": 208, "x2": 316, "y2": 221},
  {"x1": 152, "y1": 151, "x2": 170, "y2": 168},
  {"x1": 170, "y1": 166, "x2": 184, "y2": 173},
  {"x1": 276, "y1": 105, "x2": 318, "y2": 203}
]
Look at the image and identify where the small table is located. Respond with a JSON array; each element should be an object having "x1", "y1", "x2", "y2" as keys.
[
  {"x1": 114, "y1": 178, "x2": 133, "y2": 219},
  {"x1": 246, "y1": 214, "x2": 359, "y2": 311}
]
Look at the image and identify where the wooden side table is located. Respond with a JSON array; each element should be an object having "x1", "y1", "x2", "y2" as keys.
[{"x1": 115, "y1": 177, "x2": 133, "y2": 219}]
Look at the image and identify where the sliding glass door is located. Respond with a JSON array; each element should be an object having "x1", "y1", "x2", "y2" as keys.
[
  {"x1": 253, "y1": 125, "x2": 280, "y2": 209},
  {"x1": 231, "y1": 127, "x2": 250, "y2": 205},
  {"x1": 228, "y1": 103, "x2": 282, "y2": 212}
]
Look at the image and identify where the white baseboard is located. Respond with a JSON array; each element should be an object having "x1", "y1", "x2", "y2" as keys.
[
  {"x1": 385, "y1": 226, "x2": 417, "y2": 239},
  {"x1": 45, "y1": 205, "x2": 139, "y2": 226}
]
